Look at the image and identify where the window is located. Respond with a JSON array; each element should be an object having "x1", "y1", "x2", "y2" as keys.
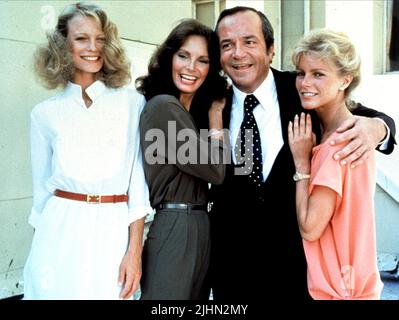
[
  {"x1": 193, "y1": 0, "x2": 226, "y2": 28},
  {"x1": 193, "y1": 0, "x2": 215, "y2": 28},
  {"x1": 387, "y1": 0, "x2": 399, "y2": 71}
]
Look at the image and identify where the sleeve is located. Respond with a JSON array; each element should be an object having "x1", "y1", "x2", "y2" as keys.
[
  {"x1": 127, "y1": 94, "x2": 153, "y2": 224},
  {"x1": 141, "y1": 95, "x2": 226, "y2": 185},
  {"x1": 309, "y1": 143, "x2": 345, "y2": 199},
  {"x1": 374, "y1": 117, "x2": 391, "y2": 150},
  {"x1": 29, "y1": 109, "x2": 53, "y2": 228},
  {"x1": 352, "y1": 102, "x2": 396, "y2": 154}
]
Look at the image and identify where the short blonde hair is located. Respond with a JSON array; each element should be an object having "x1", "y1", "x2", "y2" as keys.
[
  {"x1": 292, "y1": 29, "x2": 361, "y2": 108},
  {"x1": 34, "y1": 2, "x2": 130, "y2": 89}
]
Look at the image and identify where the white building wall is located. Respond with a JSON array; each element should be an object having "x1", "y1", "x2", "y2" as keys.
[{"x1": 325, "y1": 0, "x2": 375, "y2": 75}]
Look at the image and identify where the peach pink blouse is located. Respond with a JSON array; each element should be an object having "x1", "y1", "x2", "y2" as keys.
[{"x1": 304, "y1": 132, "x2": 383, "y2": 300}]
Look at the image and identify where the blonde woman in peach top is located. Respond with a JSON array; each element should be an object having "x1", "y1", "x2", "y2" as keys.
[{"x1": 288, "y1": 29, "x2": 384, "y2": 300}]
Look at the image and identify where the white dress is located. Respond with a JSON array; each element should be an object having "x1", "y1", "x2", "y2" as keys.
[{"x1": 23, "y1": 81, "x2": 152, "y2": 299}]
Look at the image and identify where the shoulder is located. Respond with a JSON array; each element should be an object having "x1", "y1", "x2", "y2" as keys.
[
  {"x1": 271, "y1": 68, "x2": 297, "y2": 83},
  {"x1": 271, "y1": 68, "x2": 300, "y2": 107},
  {"x1": 31, "y1": 92, "x2": 63, "y2": 121},
  {"x1": 313, "y1": 134, "x2": 347, "y2": 166},
  {"x1": 144, "y1": 94, "x2": 183, "y2": 114},
  {"x1": 140, "y1": 94, "x2": 192, "y2": 129},
  {"x1": 122, "y1": 85, "x2": 144, "y2": 99},
  {"x1": 105, "y1": 86, "x2": 147, "y2": 115},
  {"x1": 147, "y1": 94, "x2": 180, "y2": 107},
  {"x1": 123, "y1": 86, "x2": 147, "y2": 111}
]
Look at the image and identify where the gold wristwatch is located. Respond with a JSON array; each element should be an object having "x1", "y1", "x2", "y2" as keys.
[{"x1": 293, "y1": 171, "x2": 311, "y2": 181}]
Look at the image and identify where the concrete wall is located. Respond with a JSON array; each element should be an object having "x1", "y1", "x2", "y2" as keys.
[
  {"x1": 376, "y1": 178, "x2": 399, "y2": 277},
  {"x1": 376, "y1": 184, "x2": 399, "y2": 255}
]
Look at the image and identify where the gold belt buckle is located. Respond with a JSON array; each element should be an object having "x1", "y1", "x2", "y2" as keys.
[{"x1": 87, "y1": 194, "x2": 101, "y2": 203}]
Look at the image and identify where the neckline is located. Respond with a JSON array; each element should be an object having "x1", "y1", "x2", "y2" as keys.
[{"x1": 65, "y1": 81, "x2": 107, "y2": 108}]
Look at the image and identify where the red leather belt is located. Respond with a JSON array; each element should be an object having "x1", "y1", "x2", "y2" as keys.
[{"x1": 54, "y1": 189, "x2": 128, "y2": 204}]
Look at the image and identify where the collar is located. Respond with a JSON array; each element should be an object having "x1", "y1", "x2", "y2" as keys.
[
  {"x1": 232, "y1": 70, "x2": 275, "y2": 111},
  {"x1": 64, "y1": 80, "x2": 107, "y2": 103}
]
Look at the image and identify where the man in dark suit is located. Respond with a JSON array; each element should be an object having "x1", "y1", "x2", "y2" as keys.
[{"x1": 206, "y1": 6, "x2": 396, "y2": 301}]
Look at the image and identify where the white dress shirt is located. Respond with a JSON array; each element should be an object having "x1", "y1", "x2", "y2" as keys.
[{"x1": 230, "y1": 71, "x2": 284, "y2": 181}]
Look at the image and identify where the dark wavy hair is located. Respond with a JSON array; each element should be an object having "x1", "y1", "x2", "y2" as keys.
[{"x1": 136, "y1": 19, "x2": 228, "y2": 120}]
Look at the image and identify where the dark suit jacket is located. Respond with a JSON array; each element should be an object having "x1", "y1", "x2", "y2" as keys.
[{"x1": 207, "y1": 68, "x2": 396, "y2": 301}]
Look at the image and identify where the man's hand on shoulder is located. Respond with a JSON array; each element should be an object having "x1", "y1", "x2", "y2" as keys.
[{"x1": 329, "y1": 116, "x2": 387, "y2": 168}]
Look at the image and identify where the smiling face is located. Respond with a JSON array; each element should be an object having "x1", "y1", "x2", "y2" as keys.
[
  {"x1": 295, "y1": 52, "x2": 351, "y2": 111},
  {"x1": 172, "y1": 35, "x2": 210, "y2": 109},
  {"x1": 67, "y1": 14, "x2": 105, "y2": 87},
  {"x1": 217, "y1": 10, "x2": 273, "y2": 93}
]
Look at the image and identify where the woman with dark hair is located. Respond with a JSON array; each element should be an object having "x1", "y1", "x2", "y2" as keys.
[
  {"x1": 23, "y1": 2, "x2": 151, "y2": 299},
  {"x1": 136, "y1": 19, "x2": 228, "y2": 300}
]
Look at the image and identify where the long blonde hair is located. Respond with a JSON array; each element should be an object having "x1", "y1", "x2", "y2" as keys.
[{"x1": 34, "y1": 2, "x2": 131, "y2": 89}]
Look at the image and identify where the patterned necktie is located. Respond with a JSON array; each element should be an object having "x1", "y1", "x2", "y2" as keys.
[{"x1": 236, "y1": 94, "x2": 264, "y2": 187}]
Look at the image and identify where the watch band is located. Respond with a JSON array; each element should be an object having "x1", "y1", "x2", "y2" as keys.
[{"x1": 293, "y1": 171, "x2": 311, "y2": 181}]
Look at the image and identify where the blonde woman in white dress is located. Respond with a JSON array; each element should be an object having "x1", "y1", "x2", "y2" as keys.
[{"x1": 23, "y1": 2, "x2": 151, "y2": 299}]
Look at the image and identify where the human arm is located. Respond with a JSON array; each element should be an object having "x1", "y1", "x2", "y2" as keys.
[
  {"x1": 118, "y1": 216, "x2": 145, "y2": 299},
  {"x1": 126, "y1": 132, "x2": 152, "y2": 223},
  {"x1": 118, "y1": 94, "x2": 152, "y2": 299},
  {"x1": 288, "y1": 113, "x2": 336, "y2": 241},
  {"x1": 118, "y1": 158, "x2": 149, "y2": 299},
  {"x1": 208, "y1": 97, "x2": 226, "y2": 140},
  {"x1": 294, "y1": 183, "x2": 336, "y2": 242},
  {"x1": 330, "y1": 103, "x2": 396, "y2": 167},
  {"x1": 29, "y1": 108, "x2": 53, "y2": 228}
]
